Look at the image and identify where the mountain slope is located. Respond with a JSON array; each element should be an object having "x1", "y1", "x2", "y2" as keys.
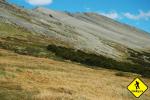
[
  {"x1": 0, "y1": 1, "x2": 150, "y2": 61},
  {"x1": 0, "y1": 1, "x2": 150, "y2": 70},
  {"x1": 0, "y1": 1, "x2": 150, "y2": 99},
  {"x1": 34, "y1": 7, "x2": 150, "y2": 49}
]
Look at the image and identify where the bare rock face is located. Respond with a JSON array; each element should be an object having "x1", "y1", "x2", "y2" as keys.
[
  {"x1": 0, "y1": 2, "x2": 150, "y2": 62},
  {"x1": 0, "y1": 0, "x2": 5, "y2": 2},
  {"x1": 33, "y1": 7, "x2": 150, "y2": 60}
]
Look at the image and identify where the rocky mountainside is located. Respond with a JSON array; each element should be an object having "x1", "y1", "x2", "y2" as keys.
[
  {"x1": 0, "y1": 1, "x2": 150, "y2": 64},
  {"x1": 1, "y1": 1, "x2": 150, "y2": 99}
]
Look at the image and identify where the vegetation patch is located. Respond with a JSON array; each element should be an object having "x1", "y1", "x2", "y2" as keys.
[
  {"x1": 0, "y1": 69, "x2": 16, "y2": 78},
  {"x1": 115, "y1": 72, "x2": 141, "y2": 77},
  {"x1": 47, "y1": 44, "x2": 150, "y2": 78},
  {"x1": 0, "y1": 22, "x2": 31, "y2": 37},
  {"x1": 16, "y1": 68, "x2": 23, "y2": 73},
  {"x1": 0, "y1": 70, "x2": 6, "y2": 77},
  {"x1": 128, "y1": 49, "x2": 150, "y2": 67},
  {"x1": 0, "y1": 36, "x2": 55, "y2": 59},
  {"x1": 0, "y1": 89, "x2": 37, "y2": 100}
]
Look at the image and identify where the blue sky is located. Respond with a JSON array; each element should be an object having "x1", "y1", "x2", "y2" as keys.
[{"x1": 8, "y1": 0, "x2": 150, "y2": 33}]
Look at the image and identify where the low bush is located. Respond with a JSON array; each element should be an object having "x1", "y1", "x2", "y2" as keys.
[
  {"x1": 128, "y1": 49, "x2": 150, "y2": 67},
  {"x1": 47, "y1": 44, "x2": 150, "y2": 78},
  {"x1": 0, "y1": 38, "x2": 51, "y2": 58}
]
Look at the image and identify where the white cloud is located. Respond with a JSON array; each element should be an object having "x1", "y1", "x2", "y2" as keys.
[
  {"x1": 99, "y1": 10, "x2": 150, "y2": 20},
  {"x1": 85, "y1": 7, "x2": 91, "y2": 11},
  {"x1": 124, "y1": 10, "x2": 150, "y2": 20},
  {"x1": 26, "y1": 0, "x2": 53, "y2": 6},
  {"x1": 100, "y1": 11, "x2": 120, "y2": 19}
]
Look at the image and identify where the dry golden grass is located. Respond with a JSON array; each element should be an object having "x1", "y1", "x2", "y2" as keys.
[{"x1": 0, "y1": 49, "x2": 150, "y2": 100}]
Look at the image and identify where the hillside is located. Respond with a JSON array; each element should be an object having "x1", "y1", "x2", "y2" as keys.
[
  {"x1": 0, "y1": 1, "x2": 150, "y2": 99},
  {"x1": 0, "y1": 1, "x2": 150, "y2": 75},
  {"x1": 0, "y1": 1, "x2": 150, "y2": 61},
  {"x1": 0, "y1": 49, "x2": 150, "y2": 100}
]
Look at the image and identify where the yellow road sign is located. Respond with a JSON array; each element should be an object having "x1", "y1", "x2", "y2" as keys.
[{"x1": 127, "y1": 77, "x2": 148, "y2": 98}]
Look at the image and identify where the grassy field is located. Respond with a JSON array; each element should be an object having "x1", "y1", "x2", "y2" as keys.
[{"x1": 0, "y1": 49, "x2": 150, "y2": 100}]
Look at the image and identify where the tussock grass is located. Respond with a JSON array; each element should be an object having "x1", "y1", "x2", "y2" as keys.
[{"x1": 0, "y1": 49, "x2": 150, "y2": 100}]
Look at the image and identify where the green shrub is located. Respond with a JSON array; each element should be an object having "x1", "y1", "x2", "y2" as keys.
[
  {"x1": 128, "y1": 49, "x2": 150, "y2": 67},
  {"x1": 47, "y1": 44, "x2": 150, "y2": 78}
]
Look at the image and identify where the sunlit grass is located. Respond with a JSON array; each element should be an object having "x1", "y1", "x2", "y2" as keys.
[{"x1": 0, "y1": 49, "x2": 150, "y2": 100}]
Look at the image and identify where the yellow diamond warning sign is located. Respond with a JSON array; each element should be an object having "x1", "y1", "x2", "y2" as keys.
[{"x1": 128, "y1": 78, "x2": 148, "y2": 98}]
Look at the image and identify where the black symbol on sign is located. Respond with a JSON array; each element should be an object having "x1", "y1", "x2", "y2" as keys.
[{"x1": 135, "y1": 81, "x2": 140, "y2": 89}]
